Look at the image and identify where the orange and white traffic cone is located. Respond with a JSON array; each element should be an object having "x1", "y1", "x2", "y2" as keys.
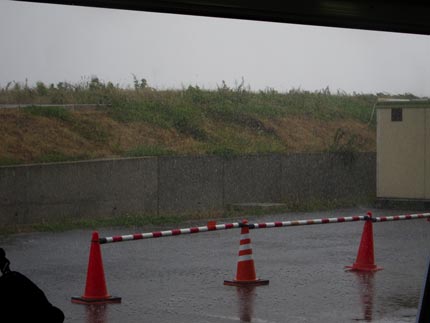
[
  {"x1": 346, "y1": 212, "x2": 383, "y2": 272},
  {"x1": 224, "y1": 220, "x2": 269, "y2": 286},
  {"x1": 72, "y1": 231, "x2": 121, "y2": 304}
]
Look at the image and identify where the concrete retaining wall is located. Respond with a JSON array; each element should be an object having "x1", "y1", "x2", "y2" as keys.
[
  {"x1": 281, "y1": 153, "x2": 376, "y2": 201},
  {"x1": 0, "y1": 158, "x2": 158, "y2": 225},
  {"x1": 158, "y1": 156, "x2": 224, "y2": 212},
  {"x1": 0, "y1": 153, "x2": 376, "y2": 225}
]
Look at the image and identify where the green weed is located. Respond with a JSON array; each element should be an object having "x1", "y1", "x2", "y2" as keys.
[
  {"x1": 35, "y1": 151, "x2": 89, "y2": 163},
  {"x1": 71, "y1": 119, "x2": 110, "y2": 143},
  {"x1": 327, "y1": 127, "x2": 369, "y2": 165},
  {"x1": 0, "y1": 157, "x2": 21, "y2": 166},
  {"x1": 281, "y1": 195, "x2": 374, "y2": 212},
  {"x1": 22, "y1": 105, "x2": 109, "y2": 143},
  {"x1": 125, "y1": 145, "x2": 173, "y2": 157},
  {"x1": 23, "y1": 105, "x2": 73, "y2": 121},
  {"x1": 207, "y1": 146, "x2": 239, "y2": 158},
  {"x1": 0, "y1": 197, "x2": 375, "y2": 235},
  {"x1": 2, "y1": 212, "x2": 223, "y2": 234}
]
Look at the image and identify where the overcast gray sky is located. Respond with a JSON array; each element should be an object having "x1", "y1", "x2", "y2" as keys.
[{"x1": 1, "y1": 0, "x2": 430, "y2": 96}]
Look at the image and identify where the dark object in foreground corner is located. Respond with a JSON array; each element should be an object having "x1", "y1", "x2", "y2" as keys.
[
  {"x1": 416, "y1": 256, "x2": 430, "y2": 323},
  {"x1": 0, "y1": 248, "x2": 65, "y2": 323}
]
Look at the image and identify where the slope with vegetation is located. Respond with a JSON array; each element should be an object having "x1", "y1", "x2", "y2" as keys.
[{"x1": 0, "y1": 77, "x2": 418, "y2": 166}]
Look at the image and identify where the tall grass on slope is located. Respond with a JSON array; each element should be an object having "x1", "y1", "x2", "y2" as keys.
[{"x1": 1, "y1": 79, "x2": 383, "y2": 125}]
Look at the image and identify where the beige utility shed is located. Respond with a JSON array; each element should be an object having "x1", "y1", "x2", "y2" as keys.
[{"x1": 377, "y1": 99, "x2": 430, "y2": 201}]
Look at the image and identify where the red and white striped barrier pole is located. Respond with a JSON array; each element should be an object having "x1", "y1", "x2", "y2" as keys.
[
  {"x1": 372, "y1": 213, "x2": 430, "y2": 222},
  {"x1": 248, "y1": 215, "x2": 369, "y2": 229},
  {"x1": 99, "y1": 216, "x2": 368, "y2": 244},
  {"x1": 99, "y1": 222, "x2": 241, "y2": 244},
  {"x1": 99, "y1": 213, "x2": 430, "y2": 244}
]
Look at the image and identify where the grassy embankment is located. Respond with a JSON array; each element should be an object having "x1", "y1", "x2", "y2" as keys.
[
  {"x1": 0, "y1": 79, "x2": 384, "y2": 165},
  {"x1": 0, "y1": 79, "x2": 419, "y2": 232}
]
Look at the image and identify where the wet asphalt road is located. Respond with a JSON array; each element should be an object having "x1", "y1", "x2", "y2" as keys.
[{"x1": 1, "y1": 207, "x2": 429, "y2": 323}]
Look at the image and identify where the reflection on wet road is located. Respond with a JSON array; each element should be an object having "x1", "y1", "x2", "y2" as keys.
[
  {"x1": 354, "y1": 272, "x2": 375, "y2": 322},
  {"x1": 86, "y1": 304, "x2": 108, "y2": 323},
  {"x1": 237, "y1": 287, "x2": 256, "y2": 322}
]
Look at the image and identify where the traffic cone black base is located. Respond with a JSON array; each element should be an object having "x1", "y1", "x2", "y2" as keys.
[
  {"x1": 71, "y1": 296, "x2": 121, "y2": 305},
  {"x1": 224, "y1": 279, "x2": 269, "y2": 287}
]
